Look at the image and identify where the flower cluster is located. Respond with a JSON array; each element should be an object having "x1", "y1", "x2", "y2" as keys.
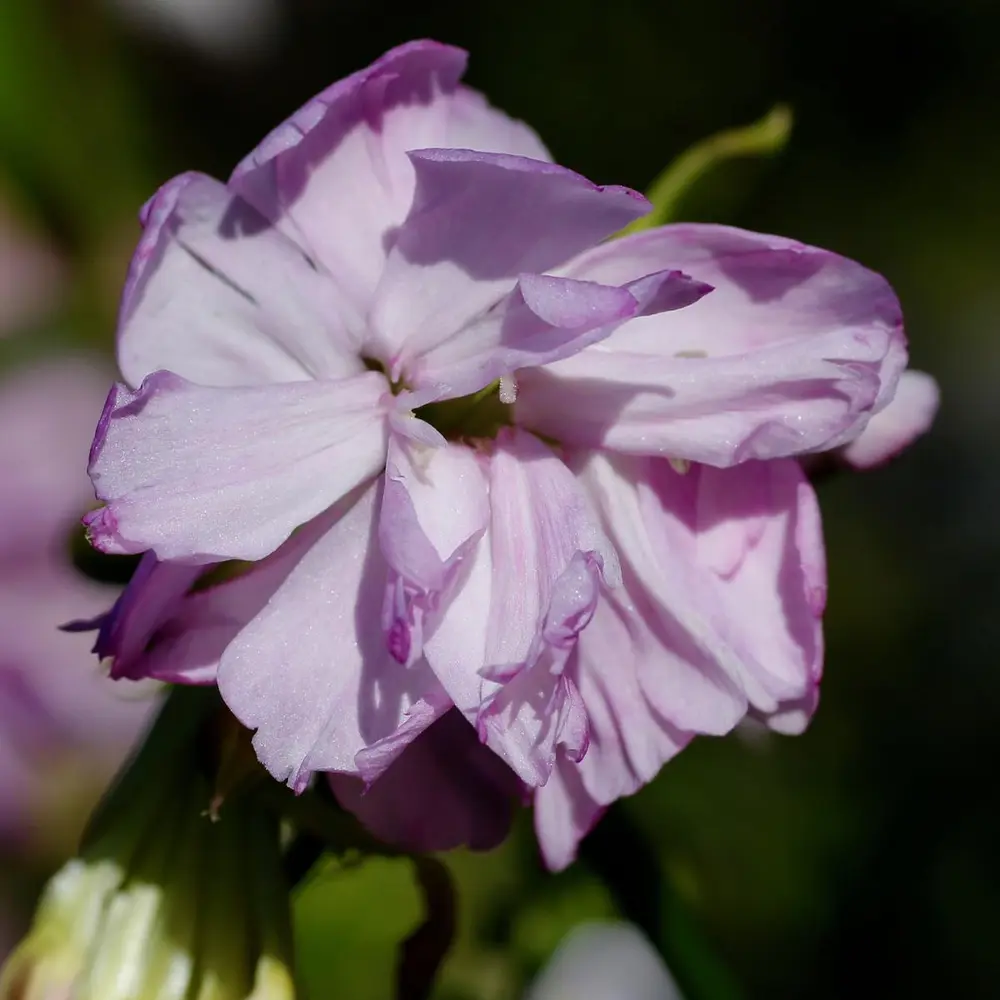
[{"x1": 79, "y1": 40, "x2": 937, "y2": 868}]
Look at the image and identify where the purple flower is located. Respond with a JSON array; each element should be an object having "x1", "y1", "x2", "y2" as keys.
[
  {"x1": 83, "y1": 41, "x2": 929, "y2": 865},
  {"x1": 0, "y1": 360, "x2": 153, "y2": 848}
]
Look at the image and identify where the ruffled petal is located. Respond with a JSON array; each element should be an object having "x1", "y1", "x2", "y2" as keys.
[
  {"x1": 517, "y1": 223, "x2": 907, "y2": 465},
  {"x1": 839, "y1": 369, "x2": 939, "y2": 468},
  {"x1": 231, "y1": 41, "x2": 549, "y2": 318},
  {"x1": 119, "y1": 172, "x2": 364, "y2": 388},
  {"x1": 367, "y1": 150, "x2": 651, "y2": 375},
  {"x1": 470, "y1": 430, "x2": 619, "y2": 785},
  {"x1": 329, "y1": 709, "x2": 521, "y2": 853},
  {"x1": 579, "y1": 451, "x2": 824, "y2": 725},
  {"x1": 406, "y1": 268, "x2": 710, "y2": 405},
  {"x1": 378, "y1": 435, "x2": 488, "y2": 664},
  {"x1": 217, "y1": 484, "x2": 449, "y2": 790},
  {"x1": 86, "y1": 370, "x2": 388, "y2": 562}
]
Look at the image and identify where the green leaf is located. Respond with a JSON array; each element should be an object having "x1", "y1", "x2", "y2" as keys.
[{"x1": 624, "y1": 104, "x2": 793, "y2": 234}]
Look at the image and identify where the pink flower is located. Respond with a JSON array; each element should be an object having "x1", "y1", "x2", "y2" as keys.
[
  {"x1": 0, "y1": 360, "x2": 153, "y2": 848},
  {"x1": 83, "y1": 40, "x2": 925, "y2": 865}
]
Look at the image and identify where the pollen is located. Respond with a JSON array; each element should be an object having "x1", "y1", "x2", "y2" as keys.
[{"x1": 498, "y1": 375, "x2": 519, "y2": 404}]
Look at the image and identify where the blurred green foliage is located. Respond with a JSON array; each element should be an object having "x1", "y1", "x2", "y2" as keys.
[{"x1": 1, "y1": 1, "x2": 997, "y2": 998}]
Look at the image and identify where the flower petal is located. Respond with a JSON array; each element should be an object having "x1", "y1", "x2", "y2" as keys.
[
  {"x1": 407, "y1": 269, "x2": 710, "y2": 405},
  {"x1": 63, "y1": 553, "x2": 203, "y2": 680},
  {"x1": 517, "y1": 223, "x2": 907, "y2": 465},
  {"x1": 378, "y1": 435, "x2": 489, "y2": 664},
  {"x1": 217, "y1": 484, "x2": 449, "y2": 790},
  {"x1": 367, "y1": 149, "x2": 650, "y2": 375},
  {"x1": 119, "y1": 172, "x2": 363, "y2": 388},
  {"x1": 839, "y1": 369, "x2": 939, "y2": 468},
  {"x1": 231, "y1": 41, "x2": 550, "y2": 318},
  {"x1": 470, "y1": 430, "x2": 620, "y2": 785},
  {"x1": 329, "y1": 709, "x2": 521, "y2": 853},
  {"x1": 579, "y1": 450, "x2": 824, "y2": 724},
  {"x1": 87, "y1": 370, "x2": 388, "y2": 562},
  {"x1": 532, "y1": 756, "x2": 604, "y2": 872}
]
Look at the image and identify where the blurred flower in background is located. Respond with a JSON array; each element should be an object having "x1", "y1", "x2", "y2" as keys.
[
  {"x1": 0, "y1": 197, "x2": 61, "y2": 337},
  {"x1": 525, "y1": 922, "x2": 682, "y2": 1000},
  {"x1": 107, "y1": 0, "x2": 283, "y2": 61},
  {"x1": 0, "y1": 355, "x2": 157, "y2": 965}
]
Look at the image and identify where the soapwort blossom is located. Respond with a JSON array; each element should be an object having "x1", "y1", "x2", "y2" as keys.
[{"x1": 81, "y1": 40, "x2": 934, "y2": 867}]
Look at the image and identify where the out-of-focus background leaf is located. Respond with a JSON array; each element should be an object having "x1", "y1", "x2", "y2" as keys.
[{"x1": 0, "y1": 1, "x2": 996, "y2": 998}]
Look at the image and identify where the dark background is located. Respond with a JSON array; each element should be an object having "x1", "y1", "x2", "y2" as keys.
[{"x1": 1, "y1": 1, "x2": 997, "y2": 997}]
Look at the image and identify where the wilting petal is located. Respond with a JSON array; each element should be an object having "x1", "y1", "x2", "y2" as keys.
[
  {"x1": 839, "y1": 369, "x2": 939, "y2": 468},
  {"x1": 407, "y1": 269, "x2": 710, "y2": 405},
  {"x1": 329, "y1": 709, "x2": 521, "y2": 852},
  {"x1": 119, "y1": 172, "x2": 363, "y2": 388},
  {"x1": 517, "y1": 223, "x2": 907, "y2": 465},
  {"x1": 231, "y1": 41, "x2": 549, "y2": 319},
  {"x1": 87, "y1": 370, "x2": 388, "y2": 562},
  {"x1": 367, "y1": 150, "x2": 650, "y2": 375},
  {"x1": 217, "y1": 484, "x2": 448, "y2": 790},
  {"x1": 378, "y1": 436, "x2": 488, "y2": 664}
]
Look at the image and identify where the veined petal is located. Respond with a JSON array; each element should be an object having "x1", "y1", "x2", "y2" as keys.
[
  {"x1": 407, "y1": 269, "x2": 710, "y2": 405},
  {"x1": 367, "y1": 149, "x2": 650, "y2": 374},
  {"x1": 119, "y1": 172, "x2": 363, "y2": 388},
  {"x1": 230, "y1": 41, "x2": 550, "y2": 317},
  {"x1": 217, "y1": 484, "x2": 448, "y2": 790},
  {"x1": 329, "y1": 709, "x2": 521, "y2": 853},
  {"x1": 517, "y1": 223, "x2": 907, "y2": 465},
  {"x1": 839, "y1": 369, "x2": 940, "y2": 468},
  {"x1": 378, "y1": 435, "x2": 489, "y2": 664},
  {"x1": 87, "y1": 370, "x2": 388, "y2": 563}
]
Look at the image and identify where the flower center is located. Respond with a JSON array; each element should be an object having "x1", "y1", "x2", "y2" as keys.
[{"x1": 415, "y1": 380, "x2": 515, "y2": 440}]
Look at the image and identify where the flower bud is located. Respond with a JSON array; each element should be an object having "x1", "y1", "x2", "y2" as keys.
[{"x1": 0, "y1": 689, "x2": 297, "y2": 1000}]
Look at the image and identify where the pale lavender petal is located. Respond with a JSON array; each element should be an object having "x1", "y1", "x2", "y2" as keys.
[
  {"x1": 477, "y1": 551, "x2": 601, "y2": 784},
  {"x1": 406, "y1": 269, "x2": 710, "y2": 406},
  {"x1": 119, "y1": 172, "x2": 364, "y2": 388},
  {"x1": 466, "y1": 430, "x2": 619, "y2": 785},
  {"x1": 579, "y1": 450, "x2": 824, "y2": 726},
  {"x1": 231, "y1": 42, "x2": 550, "y2": 317},
  {"x1": 517, "y1": 223, "x2": 907, "y2": 465},
  {"x1": 446, "y1": 87, "x2": 551, "y2": 162},
  {"x1": 217, "y1": 484, "x2": 449, "y2": 789},
  {"x1": 839, "y1": 369, "x2": 940, "y2": 468},
  {"x1": 87, "y1": 370, "x2": 388, "y2": 562},
  {"x1": 329, "y1": 709, "x2": 521, "y2": 852},
  {"x1": 533, "y1": 755, "x2": 605, "y2": 872},
  {"x1": 378, "y1": 436, "x2": 488, "y2": 664},
  {"x1": 367, "y1": 149, "x2": 650, "y2": 375}
]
